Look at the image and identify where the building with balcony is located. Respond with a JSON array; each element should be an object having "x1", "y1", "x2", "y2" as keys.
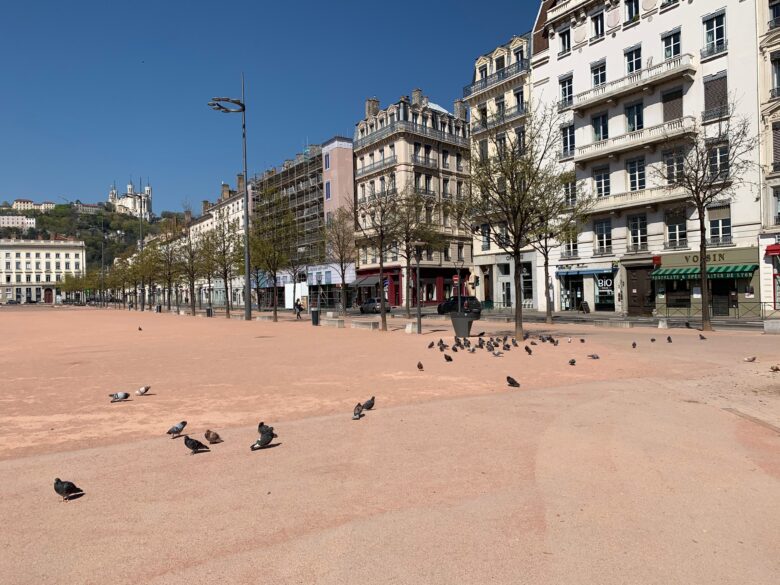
[
  {"x1": 108, "y1": 181, "x2": 152, "y2": 221},
  {"x1": 464, "y1": 35, "x2": 537, "y2": 310},
  {"x1": 0, "y1": 238, "x2": 86, "y2": 304},
  {"x1": 11, "y1": 199, "x2": 55, "y2": 213},
  {"x1": 531, "y1": 0, "x2": 762, "y2": 317},
  {"x1": 353, "y1": 91, "x2": 471, "y2": 307},
  {"x1": 758, "y1": 0, "x2": 780, "y2": 309}
]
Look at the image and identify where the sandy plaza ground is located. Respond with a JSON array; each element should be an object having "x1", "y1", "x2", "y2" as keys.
[{"x1": 0, "y1": 306, "x2": 778, "y2": 585}]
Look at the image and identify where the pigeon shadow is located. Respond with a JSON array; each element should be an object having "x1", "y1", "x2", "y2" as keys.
[
  {"x1": 171, "y1": 435, "x2": 186, "y2": 439},
  {"x1": 138, "y1": 393, "x2": 156, "y2": 396},
  {"x1": 111, "y1": 399, "x2": 133, "y2": 403},
  {"x1": 253, "y1": 442, "x2": 282, "y2": 451},
  {"x1": 191, "y1": 449, "x2": 211, "y2": 455},
  {"x1": 66, "y1": 492, "x2": 86, "y2": 502}
]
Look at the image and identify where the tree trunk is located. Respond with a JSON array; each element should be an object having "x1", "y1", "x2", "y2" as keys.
[
  {"x1": 140, "y1": 277, "x2": 145, "y2": 311},
  {"x1": 513, "y1": 255, "x2": 524, "y2": 338},
  {"x1": 544, "y1": 251, "x2": 553, "y2": 325},
  {"x1": 272, "y1": 281, "x2": 278, "y2": 322},
  {"x1": 190, "y1": 281, "x2": 196, "y2": 316},
  {"x1": 404, "y1": 261, "x2": 411, "y2": 319},
  {"x1": 223, "y1": 271, "x2": 231, "y2": 318},
  {"x1": 698, "y1": 211, "x2": 712, "y2": 331},
  {"x1": 207, "y1": 275, "x2": 213, "y2": 309},
  {"x1": 379, "y1": 256, "x2": 387, "y2": 332},
  {"x1": 166, "y1": 283, "x2": 172, "y2": 310},
  {"x1": 340, "y1": 266, "x2": 348, "y2": 317}
]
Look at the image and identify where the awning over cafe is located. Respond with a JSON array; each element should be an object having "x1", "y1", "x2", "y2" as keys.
[
  {"x1": 556, "y1": 267, "x2": 615, "y2": 276},
  {"x1": 651, "y1": 264, "x2": 759, "y2": 280},
  {"x1": 352, "y1": 275, "x2": 381, "y2": 287},
  {"x1": 765, "y1": 244, "x2": 780, "y2": 256}
]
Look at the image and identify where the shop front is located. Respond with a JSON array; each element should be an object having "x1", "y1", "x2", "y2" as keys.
[
  {"x1": 353, "y1": 270, "x2": 401, "y2": 306},
  {"x1": 651, "y1": 247, "x2": 760, "y2": 318},
  {"x1": 556, "y1": 266, "x2": 617, "y2": 312},
  {"x1": 767, "y1": 244, "x2": 780, "y2": 309}
]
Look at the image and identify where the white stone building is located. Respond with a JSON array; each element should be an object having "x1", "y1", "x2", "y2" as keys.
[
  {"x1": 531, "y1": 0, "x2": 763, "y2": 317},
  {"x1": 108, "y1": 181, "x2": 152, "y2": 220},
  {"x1": 11, "y1": 199, "x2": 55, "y2": 213},
  {"x1": 0, "y1": 238, "x2": 86, "y2": 304},
  {"x1": 0, "y1": 215, "x2": 36, "y2": 230}
]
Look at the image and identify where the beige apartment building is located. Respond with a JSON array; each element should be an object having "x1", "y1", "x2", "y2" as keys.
[
  {"x1": 463, "y1": 34, "x2": 535, "y2": 310},
  {"x1": 759, "y1": 0, "x2": 780, "y2": 309},
  {"x1": 352, "y1": 90, "x2": 471, "y2": 307},
  {"x1": 0, "y1": 238, "x2": 86, "y2": 304}
]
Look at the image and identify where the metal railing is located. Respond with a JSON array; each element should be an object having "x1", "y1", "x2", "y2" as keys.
[
  {"x1": 412, "y1": 155, "x2": 438, "y2": 169},
  {"x1": 354, "y1": 120, "x2": 468, "y2": 150},
  {"x1": 576, "y1": 116, "x2": 695, "y2": 162},
  {"x1": 701, "y1": 40, "x2": 727, "y2": 59},
  {"x1": 414, "y1": 187, "x2": 437, "y2": 198},
  {"x1": 560, "y1": 249, "x2": 579, "y2": 259},
  {"x1": 664, "y1": 239, "x2": 688, "y2": 250},
  {"x1": 471, "y1": 103, "x2": 527, "y2": 134},
  {"x1": 770, "y1": 16, "x2": 780, "y2": 30},
  {"x1": 593, "y1": 245, "x2": 613, "y2": 256},
  {"x1": 626, "y1": 242, "x2": 648, "y2": 253},
  {"x1": 355, "y1": 155, "x2": 397, "y2": 177},
  {"x1": 559, "y1": 147, "x2": 575, "y2": 161},
  {"x1": 771, "y1": 88, "x2": 780, "y2": 100},
  {"x1": 558, "y1": 96, "x2": 573, "y2": 111},
  {"x1": 659, "y1": 302, "x2": 780, "y2": 321},
  {"x1": 707, "y1": 235, "x2": 733, "y2": 247},
  {"x1": 463, "y1": 59, "x2": 529, "y2": 97}
]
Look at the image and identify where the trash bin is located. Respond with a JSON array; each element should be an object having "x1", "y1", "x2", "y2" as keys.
[
  {"x1": 450, "y1": 312, "x2": 476, "y2": 337},
  {"x1": 311, "y1": 307, "x2": 320, "y2": 326},
  {"x1": 205, "y1": 307, "x2": 214, "y2": 318}
]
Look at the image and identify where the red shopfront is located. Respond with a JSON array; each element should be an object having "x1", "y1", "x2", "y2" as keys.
[
  {"x1": 768, "y1": 244, "x2": 780, "y2": 308},
  {"x1": 354, "y1": 269, "x2": 401, "y2": 306}
]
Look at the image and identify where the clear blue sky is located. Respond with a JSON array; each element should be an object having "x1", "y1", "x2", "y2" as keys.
[{"x1": 0, "y1": 0, "x2": 540, "y2": 213}]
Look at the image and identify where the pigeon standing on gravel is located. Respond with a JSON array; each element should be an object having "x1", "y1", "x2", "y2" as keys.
[
  {"x1": 108, "y1": 392, "x2": 130, "y2": 403},
  {"x1": 699, "y1": 334, "x2": 707, "y2": 340},
  {"x1": 444, "y1": 354, "x2": 453, "y2": 363},
  {"x1": 251, "y1": 431, "x2": 278, "y2": 451},
  {"x1": 258, "y1": 422, "x2": 274, "y2": 435},
  {"x1": 167, "y1": 421, "x2": 187, "y2": 438},
  {"x1": 587, "y1": 354, "x2": 600, "y2": 360},
  {"x1": 352, "y1": 403, "x2": 363, "y2": 420},
  {"x1": 427, "y1": 341, "x2": 434, "y2": 349},
  {"x1": 524, "y1": 345, "x2": 532, "y2": 356},
  {"x1": 183, "y1": 435, "x2": 209, "y2": 455},
  {"x1": 54, "y1": 478, "x2": 83, "y2": 502},
  {"x1": 744, "y1": 356, "x2": 757, "y2": 363},
  {"x1": 362, "y1": 396, "x2": 375, "y2": 411},
  {"x1": 580, "y1": 338, "x2": 585, "y2": 344},
  {"x1": 136, "y1": 385, "x2": 151, "y2": 396},
  {"x1": 138, "y1": 326, "x2": 143, "y2": 331},
  {"x1": 650, "y1": 338, "x2": 656, "y2": 343},
  {"x1": 569, "y1": 359, "x2": 576, "y2": 366},
  {"x1": 204, "y1": 430, "x2": 223, "y2": 444},
  {"x1": 667, "y1": 336, "x2": 672, "y2": 343},
  {"x1": 632, "y1": 342, "x2": 637, "y2": 349},
  {"x1": 417, "y1": 361, "x2": 424, "y2": 371},
  {"x1": 506, "y1": 376, "x2": 520, "y2": 388},
  {"x1": 770, "y1": 365, "x2": 780, "y2": 372}
]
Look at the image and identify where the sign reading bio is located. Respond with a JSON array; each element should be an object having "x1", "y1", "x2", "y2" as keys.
[{"x1": 597, "y1": 277, "x2": 613, "y2": 292}]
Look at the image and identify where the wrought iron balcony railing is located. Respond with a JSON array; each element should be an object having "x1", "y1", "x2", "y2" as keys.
[
  {"x1": 707, "y1": 235, "x2": 733, "y2": 247},
  {"x1": 355, "y1": 155, "x2": 397, "y2": 178},
  {"x1": 412, "y1": 155, "x2": 438, "y2": 169},
  {"x1": 463, "y1": 58, "x2": 529, "y2": 97},
  {"x1": 471, "y1": 104, "x2": 527, "y2": 134},
  {"x1": 593, "y1": 245, "x2": 613, "y2": 256},
  {"x1": 626, "y1": 242, "x2": 649, "y2": 253},
  {"x1": 354, "y1": 120, "x2": 468, "y2": 150},
  {"x1": 701, "y1": 40, "x2": 727, "y2": 60},
  {"x1": 664, "y1": 239, "x2": 689, "y2": 250}
]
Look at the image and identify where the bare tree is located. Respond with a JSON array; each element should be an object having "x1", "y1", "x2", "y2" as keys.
[
  {"x1": 467, "y1": 102, "x2": 570, "y2": 338},
  {"x1": 197, "y1": 231, "x2": 219, "y2": 311},
  {"x1": 251, "y1": 191, "x2": 294, "y2": 322},
  {"x1": 649, "y1": 103, "x2": 757, "y2": 331},
  {"x1": 351, "y1": 179, "x2": 405, "y2": 332},
  {"x1": 212, "y1": 208, "x2": 242, "y2": 318},
  {"x1": 324, "y1": 206, "x2": 356, "y2": 316},
  {"x1": 157, "y1": 219, "x2": 182, "y2": 311},
  {"x1": 177, "y1": 227, "x2": 201, "y2": 316}
]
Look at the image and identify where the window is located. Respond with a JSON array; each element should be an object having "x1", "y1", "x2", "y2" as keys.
[
  {"x1": 55, "y1": 262, "x2": 61, "y2": 270},
  {"x1": 25, "y1": 274, "x2": 31, "y2": 283},
  {"x1": 708, "y1": 206, "x2": 731, "y2": 244},
  {"x1": 666, "y1": 212, "x2": 687, "y2": 247},
  {"x1": 626, "y1": 102, "x2": 644, "y2": 132},
  {"x1": 662, "y1": 88, "x2": 683, "y2": 122},
  {"x1": 479, "y1": 65, "x2": 487, "y2": 80},
  {"x1": 456, "y1": 152, "x2": 463, "y2": 170},
  {"x1": 443, "y1": 245, "x2": 451, "y2": 261},
  {"x1": 663, "y1": 30, "x2": 681, "y2": 59},
  {"x1": 562, "y1": 125, "x2": 575, "y2": 157},
  {"x1": 594, "y1": 219, "x2": 612, "y2": 253},
  {"x1": 627, "y1": 157, "x2": 646, "y2": 191},
  {"x1": 628, "y1": 214, "x2": 648, "y2": 251},
  {"x1": 479, "y1": 139, "x2": 488, "y2": 161},
  {"x1": 442, "y1": 150, "x2": 449, "y2": 167},
  {"x1": 443, "y1": 178, "x2": 450, "y2": 196},
  {"x1": 75, "y1": 262, "x2": 80, "y2": 270},
  {"x1": 625, "y1": 46, "x2": 642, "y2": 74},
  {"x1": 514, "y1": 89, "x2": 524, "y2": 110},
  {"x1": 708, "y1": 142, "x2": 729, "y2": 179},
  {"x1": 495, "y1": 98, "x2": 505, "y2": 118},
  {"x1": 664, "y1": 149, "x2": 684, "y2": 184},
  {"x1": 592, "y1": 113, "x2": 609, "y2": 141},
  {"x1": 625, "y1": 0, "x2": 639, "y2": 23},
  {"x1": 25, "y1": 262, "x2": 31, "y2": 270},
  {"x1": 594, "y1": 167, "x2": 611, "y2": 197},
  {"x1": 592, "y1": 12, "x2": 605, "y2": 39},
  {"x1": 559, "y1": 76, "x2": 573, "y2": 107},
  {"x1": 515, "y1": 126, "x2": 526, "y2": 153},
  {"x1": 481, "y1": 224, "x2": 490, "y2": 251},
  {"x1": 35, "y1": 274, "x2": 41, "y2": 282},
  {"x1": 457, "y1": 243, "x2": 465, "y2": 261},
  {"x1": 325, "y1": 181, "x2": 331, "y2": 200},
  {"x1": 15, "y1": 262, "x2": 20, "y2": 269},
  {"x1": 563, "y1": 181, "x2": 577, "y2": 206},
  {"x1": 703, "y1": 12, "x2": 726, "y2": 56},
  {"x1": 65, "y1": 262, "x2": 70, "y2": 270},
  {"x1": 496, "y1": 133, "x2": 507, "y2": 156},
  {"x1": 592, "y1": 62, "x2": 606, "y2": 87},
  {"x1": 560, "y1": 29, "x2": 571, "y2": 55},
  {"x1": 703, "y1": 72, "x2": 728, "y2": 121},
  {"x1": 562, "y1": 233, "x2": 578, "y2": 258},
  {"x1": 45, "y1": 261, "x2": 50, "y2": 270}
]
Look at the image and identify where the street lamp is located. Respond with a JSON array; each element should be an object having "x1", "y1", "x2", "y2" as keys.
[
  {"x1": 317, "y1": 273, "x2": 322, "y2": 314},
  {"x1": 208, "y1": 73, "x2": 252, "y2": 321}
]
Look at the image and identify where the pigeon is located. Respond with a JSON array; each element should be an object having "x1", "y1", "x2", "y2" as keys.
[
  {"x1": 183, "y1": 435, "x2": 209, "y2": 455},
  {"x1": 567, "y1": 337, "x2": 572, "y2": 343},
  {"x1": 352, "y1": 402, "x2": 363, "y2": 420},
  {"x1": 685, "y1": 321, "x2": 692, "y2": 329},
  {"x1": 770, "y1": 365, "x2": 780, "y2": 372},
  {"x1": 524, "y1": 345, "x2": 532, "y2": 356},
  {"x1": 506, "y1": 376, "x2": 520, "y2": 388},
  {"x1": 54, "y1": 478, "x2": 83, "y2": 502},
  {"x1": 136, "y1": 385, "x2": 151, "y2": 396},
  {"x1": 108, "y1": 392, "x2": 130, "y2": 403},
  {"x1": 492, "y1": 351, "x2": 503, "y2": 357},
  {"x1": 553, "y1": 339, "x2": 559, "y2": 346},
  {"x1": 486, "y1": 342, "x2": 494, "y2": 352},
  {"x1": 204, "y1": 429, "x2": 223, "y2": 444},
  {"x1": 468, "y1": 347, "x2": 476, "y2": 353},
  {"x1": 512, "y1": 339, "x2": 518, "y2": 347},
  {"x1": 167, "y1": 420, "x2": 187, "y2": 438},
  {"x1": 362, "y1": 396, "x2": 375, "y2": 411},
  {"x1": 258, "y1": 422, "x2": 274, "y2": 435},
  {"x1": 427, "y1": 341, "x2": 434, "y2": 349},
  {"x1": 523, "y1": 332, "x2": 530, "y2": 341},
  {"x1": 699, "y1": 334, "x2": 707, "y2": 340},
  {"x1": 569, "y1": 359, "x2": 576, "y2": 366},
  {"x1": 667, "y1": 336, "x2": 672, "y2": 343},
  {"x1": 743, "y1": 356, "x2": 757, "y2": 363},
  {"x1": 530, "y1": 341, "x2": 537, "y2": 346},
  {"x1": 417, "y1": 361, "x2": 424, "y2": 371},
  {"x1": 444, "y1": 354, "x2": 453, "y2": 362},
  {"x1": 138, "y1": 326, "x2": 142, "y2": 331},
  {"x1": 587, "y1": 354, "x2": 600, "y2": 360},
  {"x1": 632, "y1": 342, "x2": 637, "y2": 349},
  {"x1": 579, "y1": 338, "x2": 585, "y2": 343},
  {"x1": 452, "y1": 346, "x2": 458, "y2": 353},
  {"x1": 650, "y1": 338, "x2": 656, "y2": 343},
  {"x1": 251, "y1": 432, "x2": 277, "y2": 451}
]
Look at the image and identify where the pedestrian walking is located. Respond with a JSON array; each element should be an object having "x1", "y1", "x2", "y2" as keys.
[{"x1": 294, "y1": 299, "x2": 302, "y2": 320}]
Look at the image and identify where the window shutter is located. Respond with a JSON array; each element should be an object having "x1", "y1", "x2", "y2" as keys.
[
  {"x1": 773, "y1": 123, "x2": 780, "y2": 163},
  {"x1": 704, "y1": 75, "x2": 728, "y2": 111},
  {"x1": 707, "y1": 205, "x2": 730, "y2": 221},
  {"x1": 662, "y1": 90, "x2": 683, "y2": 121}
]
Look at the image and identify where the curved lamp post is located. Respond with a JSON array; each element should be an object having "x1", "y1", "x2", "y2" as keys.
[{"x1": 208, "y1": 74, "x2": 252, "y2": 321}]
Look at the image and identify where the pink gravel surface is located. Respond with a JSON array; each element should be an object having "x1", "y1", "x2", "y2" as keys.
[{"x1": 0, "y1": 307, "x2": 778, "y2": 584}]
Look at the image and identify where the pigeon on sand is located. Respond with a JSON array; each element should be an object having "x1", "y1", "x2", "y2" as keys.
[
  {"x1": 204, "y1": 429, "x2": 223, "y2": 444},
  {"x1": 569, "y1": 359, "x2": 576, "y2": 366},
  {"x1": 136, "y1": 385, "x2": 151, "y2": 396},
  {"x1": 108, "y1": 392, "x2": 130, "y2": 403},
  {"x1": 183, "y1": 435, "x2": 209, "y2": 454},
  {"x1": 54, "y1": 478, "x2": 83, "y2": 502},
  {"x1": 362, "y1": 396, "x2": 375, "y2": 410},
  {"x1": 251, "y1": 431, "x2": 278, "y2": 450},
  {"x1": 699, "y1": 334, "x2": 707, "y2": 340},
  {"x1": 258, "y1": 422, "x2": 274, "y2": 435},
  {"x1": 427, "y1": 341, "x2": 434, "y2": 349},
  {"x1": 444, "y1": 354, "x2": 453, "y2": 362},
  {"x1": 743, "y1": 356, "x2": 757, "y2": 363},
  {"x1": 167, "y1": 421, "x2": 187, "y2": 438},
  {"x1": 352, "y1": 403, "x2": 363, "y2": 420},
  {"x1": 506, "y1": 376, "x2": 520, "y2": 388},
  {"x1": 417, "y1": 361, "x2": 424, "y2": 371}
]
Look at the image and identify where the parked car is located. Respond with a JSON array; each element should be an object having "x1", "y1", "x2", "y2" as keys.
[
  {"x1": 437, "y1": 295, "x2": 482, "y2": 317},
  {"x1": 360, "y1": 297, "x2": 390, "y2": 314},
  {"x1": 5, "y1": 299, "x2": 19, "y2": 305}
]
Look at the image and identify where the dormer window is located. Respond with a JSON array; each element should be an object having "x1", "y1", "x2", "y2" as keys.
[
  {"x1": 479, "y1": 66, "x2": 488, "y2": 80},
  {"x1": 495, "y1": 56, "x2": 505, "y2": 71},
  {"x1": 513, "y1": 47, "x2": 524, "y2": 63}
]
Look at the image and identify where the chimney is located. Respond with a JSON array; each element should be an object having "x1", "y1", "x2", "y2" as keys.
[
  {"x1": 202, "y1": 200, "x2": 210, "y2": 214},
  {"x1": 422, "y1": 95, "x2": 429, "y2": 108},
  {"x1": 365, "y1": 97, "x2": 380, "y2": 118},
  {"x1": 453, "y1": 99, "x2": 466, "y2": 120},
  {"x1": 237, "y1": 173, "x2": 245, "y2": 194},
  {"x1": 220, "y1": 182, "x2": 230, "y2": 200},
  {"x1": 411, "y1": 88, "x2": 423, "y2": 107}
]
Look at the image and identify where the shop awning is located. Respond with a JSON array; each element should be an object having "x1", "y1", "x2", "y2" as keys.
[
  {"x1": 651, "y1": 264, "x2": 759, "y2": 280},
  {"x1": 556, "y1": 267, "x2": 615, "y2": 276},
  {"x1": 352, "y1": 275, "x2": 381, "y2": 287},
  {"x1": 766, "y1": 244, "x2": 780, "y2": 256}
]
